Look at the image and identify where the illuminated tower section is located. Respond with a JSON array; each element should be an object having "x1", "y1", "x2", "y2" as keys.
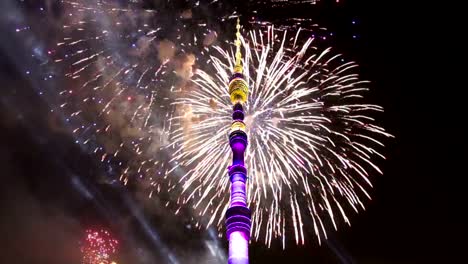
[{"x1": 225, "y1": 19, "x2": 251, "y2": 264}]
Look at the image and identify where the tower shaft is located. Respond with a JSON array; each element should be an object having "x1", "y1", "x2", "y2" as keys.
[{"x1": 225, "y1": 18, "x2": 251, "y2": 264}]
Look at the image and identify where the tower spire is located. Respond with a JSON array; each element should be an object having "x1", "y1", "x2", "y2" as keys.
[
  {"x1": 234, "y1": 18, "x2": 243, "y2": 74},
  {"x1": 228, "y1": 18, "x2": 248, "y2": 105}
]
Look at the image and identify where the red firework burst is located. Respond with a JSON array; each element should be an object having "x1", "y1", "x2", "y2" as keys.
[{"x1": 81, "y1": 228, "x2": 119, "y2": 264}]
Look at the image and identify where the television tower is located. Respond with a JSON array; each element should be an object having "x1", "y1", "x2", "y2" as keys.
[{"x1": 225, "y1": 18, "x2": 251, "y2": 264}]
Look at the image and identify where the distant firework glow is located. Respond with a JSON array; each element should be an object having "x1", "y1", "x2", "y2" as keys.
[{"x1": 81, "y1": 229, "x2": 119, "y2": 264}]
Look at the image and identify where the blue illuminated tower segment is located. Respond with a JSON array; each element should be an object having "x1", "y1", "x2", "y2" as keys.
[{"x1": 225, "y1": 19, "x2": 251, "y2": 264}]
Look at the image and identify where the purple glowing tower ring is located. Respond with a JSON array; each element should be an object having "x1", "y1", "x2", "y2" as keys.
[{"x1": 226, "y1": 206, "x2": 252, "y2": 238}]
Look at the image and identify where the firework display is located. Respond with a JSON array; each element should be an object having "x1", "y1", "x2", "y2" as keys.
[
  {"x1": 81, "y1": 229, "x2": 119, "y2": 264},
  {"x1": 46, "y1": 0, "x2": 391, "y2": 248},
  {"x1": 169, "y1": 26, "x2": 392, "y2": 247}
]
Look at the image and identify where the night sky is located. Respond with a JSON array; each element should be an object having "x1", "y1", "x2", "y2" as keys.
[{"x1": 0, "y1": 0, "x2": 461, "y2": 263}]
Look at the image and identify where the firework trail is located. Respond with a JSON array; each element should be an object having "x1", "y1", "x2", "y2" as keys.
[
  {"x1": 168, "y1": 26, "x2": 392, "y2": 247},
  {"x1": 81, "y1": 228, "x2": 119, "y2": 264}
]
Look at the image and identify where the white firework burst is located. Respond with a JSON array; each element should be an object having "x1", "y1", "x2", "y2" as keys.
[{"x1": 168, "y1": 26, "x2": 392, "y2": 247}]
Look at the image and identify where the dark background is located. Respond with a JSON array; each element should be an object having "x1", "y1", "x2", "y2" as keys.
[{"x1": 0, "y1": 0, "x2": 461, "y2": 263}]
